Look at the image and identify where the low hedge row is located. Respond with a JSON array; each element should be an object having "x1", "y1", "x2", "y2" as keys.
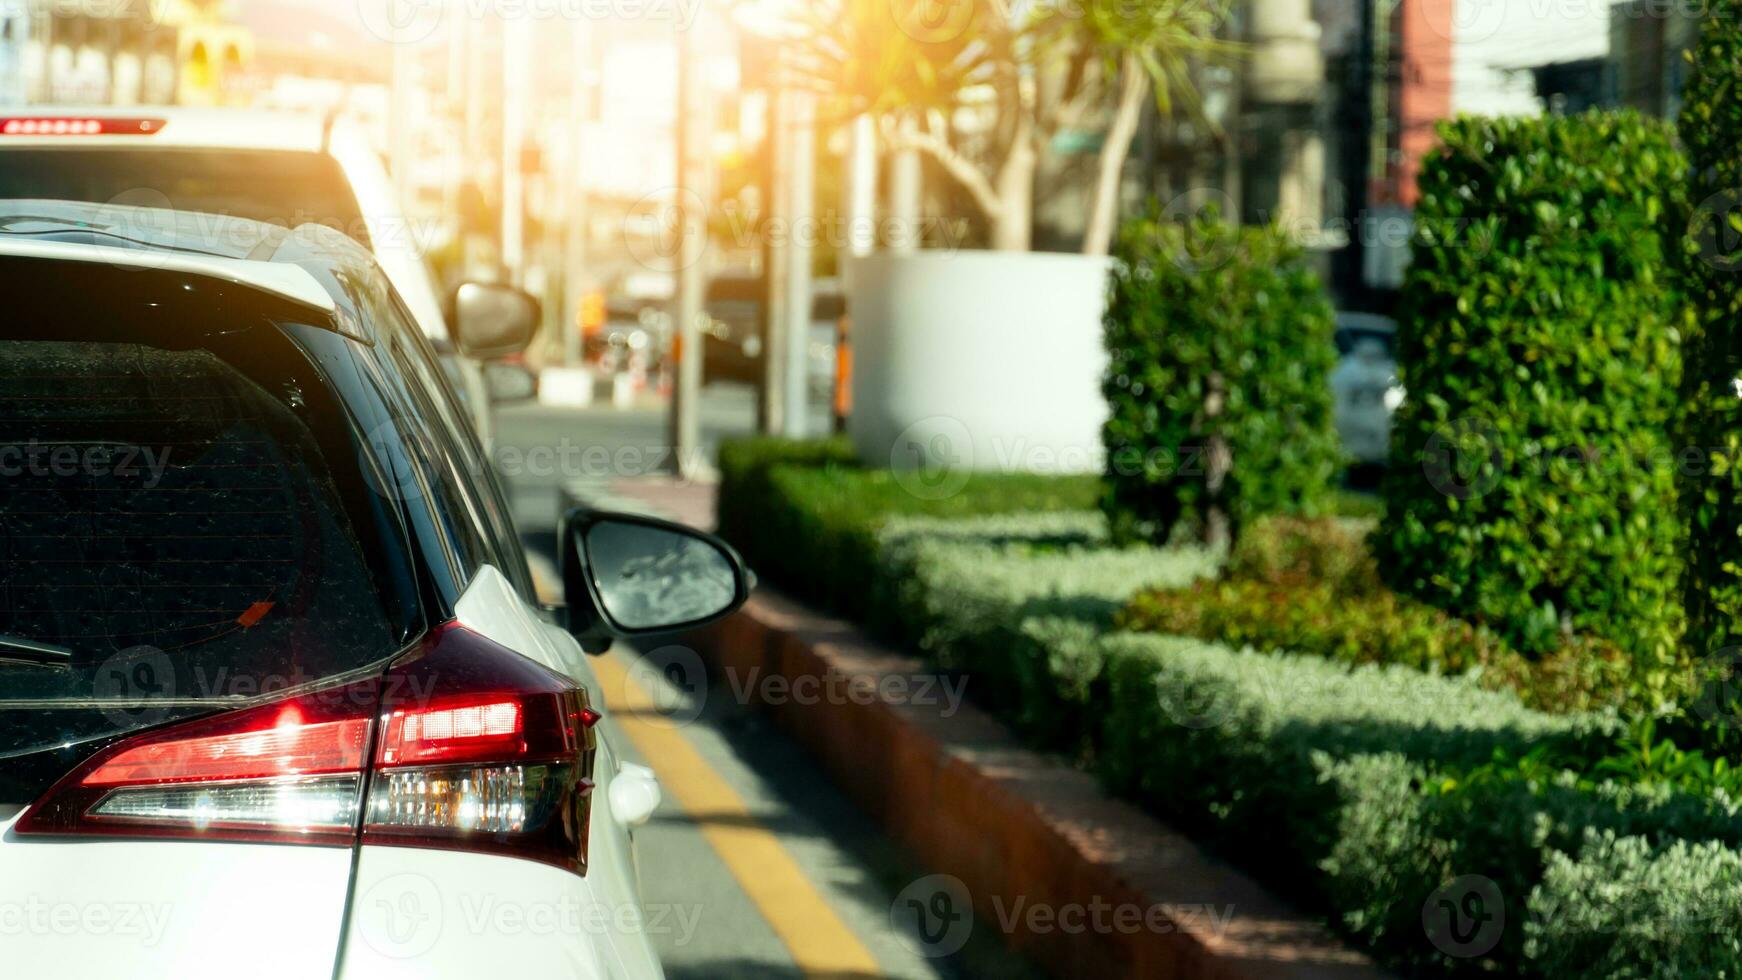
[
  {"x1": 713, "y1": 443, "x2": 1742, "y2": 975},
  {"x1": 1099, "y1": 634, "x2": 1742, "y2": 977},
  {"x1": 715, "y1": 437, "x2": 1100, "y2": 623},
  {"x1": 871, "y1": 512, "x2": 1215, "y2": 747}
]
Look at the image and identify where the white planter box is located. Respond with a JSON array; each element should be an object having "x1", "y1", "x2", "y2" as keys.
[{"x1": 847, "y1": 250, "x2": 1110, "y2": 475}]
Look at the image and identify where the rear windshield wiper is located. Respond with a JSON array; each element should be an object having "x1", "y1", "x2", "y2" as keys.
[{"x1": 0, "y1": 635, "x2": 73, "y2": 668}]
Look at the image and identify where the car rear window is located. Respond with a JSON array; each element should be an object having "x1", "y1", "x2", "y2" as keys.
[
  {"x1": 0, "y1": 149, "x2": 370, "y2": 248},
  {"x1": 0, "y1": 330, "x2": 417, "y2": 764}
]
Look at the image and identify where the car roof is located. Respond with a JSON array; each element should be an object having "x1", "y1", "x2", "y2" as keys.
[
  {"x1": 0, "y1": 199, "x2": 398, "y2": 334},
  {"x1": 0, "y1": 107, "x2": 332, "y2": 151}
]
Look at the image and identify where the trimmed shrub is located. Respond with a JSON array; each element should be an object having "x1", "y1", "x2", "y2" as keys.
[
  {"x1": 1118, "y1": 578, "x2": 1629, "y2": 712},
  {"x1": 1374, "y1": 112, "x2": 1686, "y2": 692},
  {"x1": 873, "y1": 512, "x2": 1214, "y2": 746},
  {"x1": 1676, "y1": 7, "x2": 1742, "y2": 663},
  {"x1": 714, "y1": 437, "x2": 1099, "y2": 622},
  {"x1": 1525, "y1": 831, "x2": 1742, "y2": 978},
  {"x1": 1101, "y1": 209, "x2": 1342, "y2": 545},
  {"x1": 1098, "y1": 634, "x2": 1742, "y2": 975}
]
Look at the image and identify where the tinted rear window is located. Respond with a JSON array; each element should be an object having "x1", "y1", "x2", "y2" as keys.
[
  {"x1": 0, "y1": 322, "x2": 418, "y2": 765},
  {"x1": 0, "y1": 149, "x2": 369, "y2": 248}
]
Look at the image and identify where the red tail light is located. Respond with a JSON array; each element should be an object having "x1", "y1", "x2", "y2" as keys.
[{"x1": 15, "y1": 624, "x2": 601, "y2": 874}]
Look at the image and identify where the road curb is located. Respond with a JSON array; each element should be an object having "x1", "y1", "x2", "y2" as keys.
[
  {"x1": 689, "y1": 592, "x2": 1392, "y2": 980},
  {"x1": 563, "y1": 475, "x2": 1390, "y2": 979}
]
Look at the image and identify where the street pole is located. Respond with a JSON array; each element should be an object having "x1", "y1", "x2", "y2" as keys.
[
  {"x1": 669, "y1": 25, "x2": 707, "y2": 479},
  {"x1": 760, "y1": 82, "x2": 790, "y2": 436},
  {"x1": 838, "y1": 113, "x2": 876, "y2": 432},
  {"x1": 780, "y1": 89, "x2": 815, "y2": 439},
  {"x1": 500, "y1": 15, "x2": 531, "y2": 284},
  {"x1": 563, "y1": 19, "x2": 592, "y2": 367}
]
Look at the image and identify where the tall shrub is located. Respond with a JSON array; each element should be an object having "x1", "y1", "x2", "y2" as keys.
[
  {"x1": 1101, "y1": 209, "x2": 1341, "y2": 546},
  {"x1": 1677, "y1": 6, "x2": 1742, "y2": 664},
  {"x1": 1375, "y1": 112, "x2": 1685, "y2": 691}
]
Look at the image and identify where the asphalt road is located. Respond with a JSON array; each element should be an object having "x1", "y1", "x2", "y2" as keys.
[{"x1": 491, "y1": 386, "x2": 1042, "y2": 980}]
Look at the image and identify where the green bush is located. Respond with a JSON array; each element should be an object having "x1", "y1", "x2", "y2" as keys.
[
  {"x1": 1374, "y1": 112, "x2": 1686, "y2": 693},
  {"x1": 873, "y1": 512, "x2": 1213, "y2": 746},
  {"x1": 1098, "y1": 633, "x2": 1742, "y2": 975},
  {"x1": 1118, "y1": 578, "x2": 1629, "y2": 712},
  {"x1": 1525, "y1": 831, "x2": 1742, "y2": 978},
  {"x1": 1676, "y1": 7, "x2": 1742, "y2": 664},
  {"x1": 714, "y1": 437, "x2": 1099, "y2": 622},
  {"x1": 1101, "y1": 209, "x2": 1342, "y2": 545}
]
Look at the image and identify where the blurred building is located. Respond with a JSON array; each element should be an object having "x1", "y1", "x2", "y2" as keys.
[{"x1": 18, "y1": 0, "x2": 178, "y2": 104}]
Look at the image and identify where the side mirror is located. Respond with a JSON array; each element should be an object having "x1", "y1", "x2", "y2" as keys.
[
  {"x1": 558, "y1": 509, "x2": 754, "y2": 654},
  {"x1": 452, "y1": 281, "x2": 539, "y2": 360}
]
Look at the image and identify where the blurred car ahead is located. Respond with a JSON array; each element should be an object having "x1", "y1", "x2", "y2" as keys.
[
  {"x1": 0, "y1": 202, "x2": 755, "y2": 979},
  {"x1": 0, "y1": 108, "x2": 514, "y2": 449},
  {"x1": 703, "y1": 272, "x2": 842, "y2": 401},
  {"x1": 1330, "y1": 312, "x2": 1403, "y2": 466}
]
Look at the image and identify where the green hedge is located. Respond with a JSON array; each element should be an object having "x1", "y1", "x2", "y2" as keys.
[
  {"x1": 1676, "y1": 7, "x2": 1742, "y2": 663},
  {"x1": 1374, "y1": 112, "x2": 1686, "y2": 693},
  {"x1": 1099, "y1": 633, "x2": 1742, "y2": 976},
  {"x1": 715, "y1": 436, "x2": 1099, "y2": 622},
  {"x1": 872, "y1": 512, "x2": 1214, "y2": 747},
  {"x1": 1101, "y1": 209, "x2": 1342, "y2": 545}
]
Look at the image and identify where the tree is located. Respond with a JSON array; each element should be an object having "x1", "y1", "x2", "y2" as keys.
[{"x1": 774, "y1": 0, "x2": 1233, "y2": 254}]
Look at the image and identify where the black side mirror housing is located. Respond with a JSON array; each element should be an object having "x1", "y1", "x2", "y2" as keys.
[
  {"x1": 558, "y1": 508, "x2": 753, "y2": 654},
  {"x1": 451, "y1": 281, "x2": 539, "y2": 360}
]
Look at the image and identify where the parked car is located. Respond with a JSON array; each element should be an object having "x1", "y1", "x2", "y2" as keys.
[
  {"x1": 702, "y1": 272, "x2": 841, "y2": 401},
  {"x1": 0, "y1": 202, "x2": 753, "y2": 979},
  {"x1": 1330, "y1": 312, "x2": 1403, "y2": 466},
  {"x1": 0, "y1": 107, "x2": 503, "y2": 449}
]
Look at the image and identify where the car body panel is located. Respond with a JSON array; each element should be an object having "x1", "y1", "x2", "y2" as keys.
[{"x1": 0, "y1": 809, "x2": 354, "y2": 979}]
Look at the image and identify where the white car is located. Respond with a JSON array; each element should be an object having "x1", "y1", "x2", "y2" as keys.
[
  {"x1": 0, "y1": 203, "x2": 751, "y2": 979},
  {"x1": 0, "y1": 107, "x2": 500, "y2": 448},
  {"x1": 1330, "y1": 312, "x2": 1403, "y2": 466}
]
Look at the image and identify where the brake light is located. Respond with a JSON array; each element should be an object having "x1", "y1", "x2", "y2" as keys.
[
  {"x1": 15, "y1": 624, "x2": 602, "y2": 874},
  {"x1": 0, "y1": 117, "x2": 165, "y2": 136}
]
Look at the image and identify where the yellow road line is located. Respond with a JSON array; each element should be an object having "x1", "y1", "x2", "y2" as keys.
[{"x1": 589, "y1": 647, "x2": 884, "y2": 978}]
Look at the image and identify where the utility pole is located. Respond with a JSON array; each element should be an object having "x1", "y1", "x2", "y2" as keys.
[
  {"x1": 500, "y1": 15, "x2": 532, "y2": 284},
  {"x1": 669, "y1": 25, "x2": 708, "y2": 478},
  {"x1": 780, "y1": 90, "x2": 815, "y2": 439}
]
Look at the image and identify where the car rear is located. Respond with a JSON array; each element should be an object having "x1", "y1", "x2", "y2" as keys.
[{"x1": 0, "y1": 233, "x2": 618, "y2": 978}]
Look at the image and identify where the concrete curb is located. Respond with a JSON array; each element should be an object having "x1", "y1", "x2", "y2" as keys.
[
  {"x1": 566, "y1": 476, "x2": 1391, "y2": 979},
  {"x1": 688, "y1": 590, "x2": 1390, "y2": 980}
]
